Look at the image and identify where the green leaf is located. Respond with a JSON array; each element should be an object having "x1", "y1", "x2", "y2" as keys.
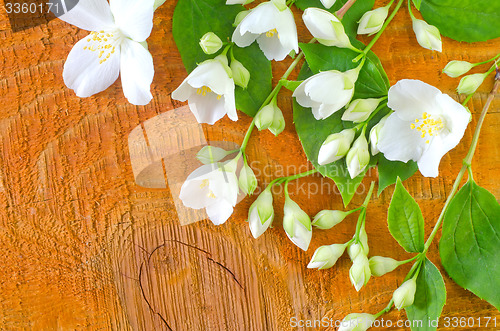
[
  {"x1": 377, "y1": 156, "x2": 418, "y2": 195},
  {"x1": 439, "y1": 180, "x2": 500, "y2": 310},
  {"x1": 405, "y1": 258, "x2": 446, "y2": 331},
  {"x1": 412, "y1": 0, "x2": 422, "y2": 10},
  {"x1": 420, "y1": 0, "x2": 500, "y2": 42},
  {"x1": 172, "y1": 0, "x2": 272, "y2": 116},
  {"x1": 295, "y1": 0, "x2": 375, "y2": 36},
  {"x1": 293, "y1": 42, "x2": 389, "y2": 206},
  {"x1": 387, "y1": 178, "x2": 425, "y2": 252}
]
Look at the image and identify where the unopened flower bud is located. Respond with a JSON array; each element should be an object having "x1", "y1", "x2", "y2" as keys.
[
  {"x1": 443, "y1": 60, "x2": 474, "y2": 78},
  {"x1": 412, "y1": 18, "x2": 442, "y2": 52},
  {"x1": 239, "y1": 163, "x2": 257, "y2": 195},
  {"x1": 346, "y1": 133, "x2": 370, "y2": 179},
  {"x1": 196, "y1": 146, "x2": 232, "y2": 164},
  {"x1": 230, "y1": 59, "x2": 250, "y2": 89},
  {"x1": 393, "y1": 278, "x2": 417, "y2": 310},
  {"x1": 338, "y1": 313, "x2": 376, "y2": 331},
  {"x1": 318, "y1": 128, "x2": 355, "y2": 165},
  {"x1": 349, "y1": 255, "x2": 371, "y2": 292},
  {"x1": 457, "y1": 73, "x2": 487, "y2": 95},
  {"x1": 307, "y1": 243, "x2": 347, "y2": 269},
  {"x1": 319, "y1": 0, "x2": 336, "y2": 9},
  {"x1": 369, "y1": 114, "x2": 390, "y2": 155},
  {"x1": 199, "y1": 32, "x2": 223, "y2": 55},
  {"x1": 342, "y1": 98, "x2": 383, "y2": 123},
  {"x1": 312, "y1": 210, "x2": 350, "y2": 229},
  {"x1": 357, "y1": 6, "x2": 389, "y2": 35},
  {"x1": 268, "y1": 105, "x2": 285, "y2": 136},
  {"x1": 154, "y1": 0, "x2": 166, "y2": 10},
  {"x1": 303, "y1": 8, "x2": 353, "y2": 49},
  {"x1": 359, "y1": 222, "x2": 369, "y2": 256},
  {"x1": 347, "y1": 243, "x2": 363, "y2": 261},
  {"x1": 248, "y1": 187, "x2": 274, "y2": 238},
  {"x1": 255, "y1": 103, "x2": 275, "y2": 131},
  {"x1": 271, "y1": 0, "x2": 287, "y2": 11},
  {"x1": 283, "y1": 197, "x2": 312, "y2": 251},
  {"x1": 369, "y1": 256, "x2": 400, "y2": 277}
]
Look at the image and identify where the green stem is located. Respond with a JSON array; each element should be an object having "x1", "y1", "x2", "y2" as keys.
[
  {"x1": 284, "y1": 169, "x2": 319, "y2": 182},
  {"x1": 362, "y1": 181, "x2": 376, "y2": 207},
  {"x1": 397, "y1": 255, "x2": 420, "y2": 266},
  {"x1": 461, "y1": 94, "x2": 474, "y2": 106},
  {"x1": 364, "y1": 98, "x2": 389, "y2": 123},
  {"x1": 353, "y1": 181, "x2": 375, "y2": 241},
  {"x1": 353, "y1": 0, "x2": 405, "y2": 62},
  {"x1": 473, "y1": 52, "x2": 500, "y2": 67},
  {"x1": 422, "y1": 77, "x2": 500, "y2": 253},
  {"x1": 375, "y1": 300, "x2": 394, "y2": 319}
]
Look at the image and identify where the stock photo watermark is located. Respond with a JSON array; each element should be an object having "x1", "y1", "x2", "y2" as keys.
[{"x1": 5, "y1": 0, "x2": 79, "y2": 31}]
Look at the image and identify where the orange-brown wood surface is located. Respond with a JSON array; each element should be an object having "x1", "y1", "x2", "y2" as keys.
[{"x1": 0, "y1": 0, "x2": 499, "y2": 330}]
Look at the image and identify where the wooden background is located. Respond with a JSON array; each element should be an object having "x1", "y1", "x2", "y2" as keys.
[{"x1": 0, "y1": 0, "x2": 499, "y2": 330}]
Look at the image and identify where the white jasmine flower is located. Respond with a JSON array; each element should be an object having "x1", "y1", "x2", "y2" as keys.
[
  {"x1": 377, "y1": 80, "x2": 470, "y2": 177},
  {"x1": 302, "y1": 8, "x2": 353, "y2": 49},
  {"x1": 248, "y1": 187, "x2": 274, "y2": 238},
  {"x1": 393, "y1": 278, "x2": 417, "y2": 310},
  {"x1": 172, "y1": 55, "x2": 237, "y2": 125},
  {"x1": 59, "y1": 0, "x2": 156, "y2": 105},
  {"x1": 317, "y1": 128, "x2": 356, "y2": 165},
  {"x1": 346, "y1": 133, "x2": 370, "y2": 179},
  {"x1": 307, "y1": 243, "x2": 347, "y2": 269},
  {"x1": 357, "y1": 6, "x2": 389, "y2": 35},
  {"x1": 283, "y1": 196, "x2": 312, "y2": 251},
  {"x1": 412, "y1": 18, "x2": 442, "y2": 52},
  {"x1": 338, "y1": 313, "x2": 376, "y2": 331},
  {"x1": 443, "y1": 60, "x2": 474, "y2": 78},
  {"x1": 179, "y1": 159, "x2": 240, "y2": 225},
  {"x1": 293, "y1": 67, "x2": 360, "y2": 120},
  {"x1": 232, "y1": 1, "x2": 299, "y2": 61}
]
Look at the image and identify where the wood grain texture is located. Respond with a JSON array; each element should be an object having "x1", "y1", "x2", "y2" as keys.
[{"x1": 0, "y1": 0, "x2": 499, "y2": 330}]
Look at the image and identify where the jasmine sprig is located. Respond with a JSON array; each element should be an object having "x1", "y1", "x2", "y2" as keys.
[{"x1": 370, "y1": 68, "x2": 500, "y2": 324}]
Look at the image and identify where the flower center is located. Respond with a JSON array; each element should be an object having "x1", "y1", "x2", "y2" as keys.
[
  {"x1": 196, "y1": 86, "x2": 222, "y2": 100},
  {"x1": 199, "y1": 179, "x2": 216, "y2": 199},
  {"x1": 265, "y1": 29, "x2": 279, "y2": 38},
  {"x1": 83, "y1": 30, "x2": 123, "y2": 65},
  {"x1": 410, "y1": 112, "x2": 444, "y2": 144}
]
